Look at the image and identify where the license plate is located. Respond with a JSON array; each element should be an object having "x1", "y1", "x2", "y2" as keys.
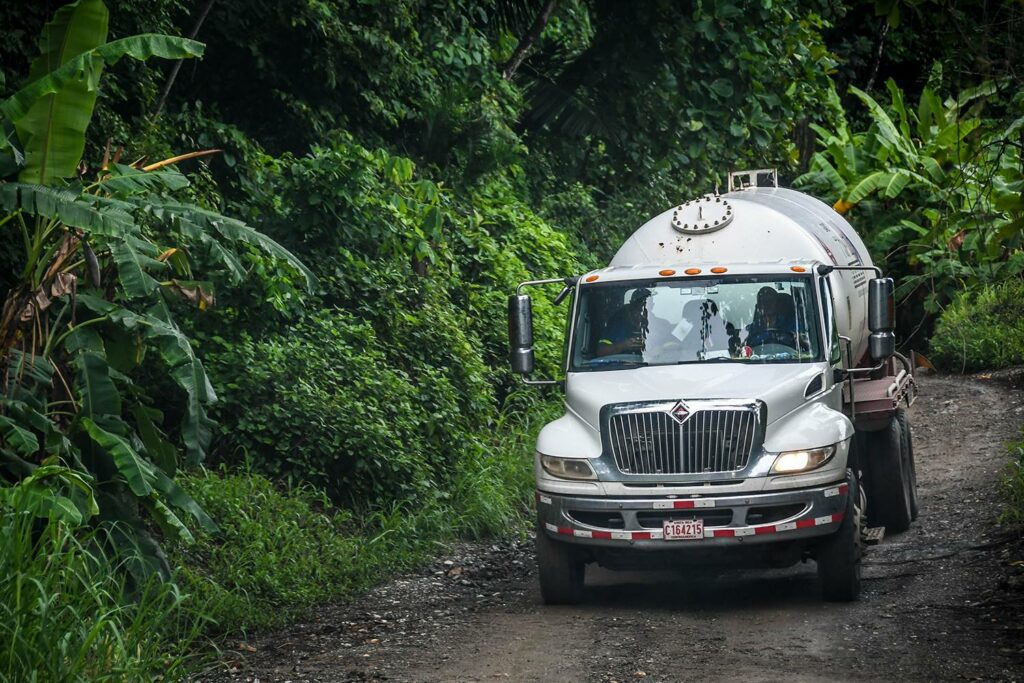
[{"x1": 663, "y1": 518, "x2": 704, "y2": 540}]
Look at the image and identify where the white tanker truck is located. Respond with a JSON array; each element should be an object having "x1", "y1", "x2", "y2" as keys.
[{"x1": 508, "y1": 170, "x2": 918, "y2": 603}]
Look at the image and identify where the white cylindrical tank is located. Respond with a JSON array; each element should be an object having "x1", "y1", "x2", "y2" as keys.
[{"x1": 610, "y1": 187, "x2": 873, "y2": 364}]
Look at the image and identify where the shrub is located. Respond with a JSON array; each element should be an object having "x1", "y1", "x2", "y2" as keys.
[{"x1": 930, "y1": 279, "x2": 1024, "y2": 372}]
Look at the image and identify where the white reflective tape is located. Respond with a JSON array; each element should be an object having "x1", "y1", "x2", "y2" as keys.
[
  {"x1": 824, "y1": 487, "x2": 840, "y2": 497},
  {"x1": 649, "y1": 530, "x2": 664, "y2": 539},
  {"x1": 574, "y1": 529, "x2": 593, "y2": 538},
  {"x1": 814, "y1": 516, "x2": 833, "y2": 525},
  {"x1": 703, "y1": 528, "x2": 715, "y2": 538},
  {"x1": 652, "y1": 501, "x2": 673, "y2": 509},
  {"x1": 734, "y1": 527, "x2": 756, "y2": 537},
  {"x1": 538, "y1": 495, "x2": 552, "y2": 505},
  {"x1": 545, "y1": 522, "x2": 558, "y2": 532},
  {"x1": 694, "y1": 499, "x2": 716, "y2": 508},
  {"x1": 611, "y1": 531, "x2": 632, "y2": 540},
  {"x1": 776, "y1": 522, "x2": 797, "y2": 532}
]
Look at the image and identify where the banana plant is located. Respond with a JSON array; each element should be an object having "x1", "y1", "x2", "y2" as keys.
[
  {"x1": 796, "y1": 77, "x2": 1022, "y2": 313},
  {"x1": 0, "y1": 0, "x2": 313, "y2": 578}
]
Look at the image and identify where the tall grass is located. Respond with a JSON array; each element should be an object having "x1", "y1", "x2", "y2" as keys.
[
  {"x1": 0, "y1": 512, "x2": 200, "y2": 683},
  {"x1": 170, "y1": 393, "x2": 561, "y2": 637}
]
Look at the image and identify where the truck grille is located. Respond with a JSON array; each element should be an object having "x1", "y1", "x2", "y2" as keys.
[{"x1": 607, "y1": 404, "x2": 760, "y2": 475}]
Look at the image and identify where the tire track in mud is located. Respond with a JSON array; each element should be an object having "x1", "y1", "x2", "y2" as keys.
[{"x1": 207, "y1": 374, "x2": 1024, "y2": 683}]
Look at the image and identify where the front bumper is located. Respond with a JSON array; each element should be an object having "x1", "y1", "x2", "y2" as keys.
[{"x1": 536, "y1": 479, "x2": 849, "y2": 550}]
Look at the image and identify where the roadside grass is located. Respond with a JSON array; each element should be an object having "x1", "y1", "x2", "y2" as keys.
[
  {"x1": 0, "y1": 512, "x2": 201, "y2": 683},
  {"x1": 1003, "y1": 438, "x2": 1024, "y2": 528},
  {"x1": 171, "y1": 394, "x2": 558, "y2": 637},
  {"x1": 930, "y1": 279, "x2": 1024, "y2": 373}
]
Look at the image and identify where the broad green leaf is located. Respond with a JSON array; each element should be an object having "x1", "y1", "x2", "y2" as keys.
[
  {"x1": 844, "y1": 170, "x2": 893, "y2": 204},
  {"x1": 98, "y1": 163, "x2": 190, "y2": 194},
  {"x1": 111, "y1": 238, "x2": 164, "y2": 297},
  {"x1": 15, "y1": 0, "x2": 109, "y2": 185},
  {"x1": 76, "y1": 295, "x2": 216, "y2": 463},
  {"x1": 881, "y1": 171, "x2": 910, "y2": 198},
  {"x1": 0, "y1": 182, "x2": 135, "y2": 235},
  {"x1": 80, "y1": 417, "x2": 153, "y2": 496},
  {"x1": 142, "y1": 496, "x2": 194, "y2": 543},
  {"x1": 133, "y1": 405, "x2": 176, "y2": 474},
  {"x1": 0, "y1": 415, "x2": 39, "y2": 456},
  {"x1": 849, "y1": 86, "x2": 915, "y2": 158},
  {"x1": 73, "y1": 351, "x2": 121, "y2": 417},
  {"x1": 1, "y1": 34, "x2": 204, "y2": 125},
  {"x1": 149, "y1": 467, "x2": 217, "y2": 532}
]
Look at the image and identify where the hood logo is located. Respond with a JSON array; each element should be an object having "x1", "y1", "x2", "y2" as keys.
[{"x1": 669, "y1": 401, "x2": 691, "y2": 424}]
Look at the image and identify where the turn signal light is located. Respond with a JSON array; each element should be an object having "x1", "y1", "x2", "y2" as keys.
[
  {"x1": 790, "y1": 266, "x2": 807, "y2": 273},
  {"x1": 585, "y1": 275, "x2": 600, "y2": 282},
  {"x1": 684, "y1": 268, "x2": 701, "y2": 275},
  {"x1": 659, "y1": 269, "x2": 676, "y2": 276},
  {"x1": 711, "y1": 267, "x2": 728, "y2": 274}
]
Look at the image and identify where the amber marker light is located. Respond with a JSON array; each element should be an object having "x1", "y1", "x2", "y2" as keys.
[
  {"x1": 790, "y1": 266, "x2": 807, "y2": 273},
  {"x1": 684, "y1": 268, "x2": 702, "y2": 275},
  {"x1": 585, "y1": 275, "x2": 600, "y2": 282},
  {"x1": 710, "y1": 267, "x2": 728, "y2": 274},
  {"x1": 659, "y1": 269, "x2": 676, "y2": 276}
]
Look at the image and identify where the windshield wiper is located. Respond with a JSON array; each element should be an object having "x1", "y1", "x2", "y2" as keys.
[
  {"x1": 588, "y1": 359, "x2": 648, "y2": 369},
  {"x1": 676, "y1": 357, "x2": 739, "y2": 364}
]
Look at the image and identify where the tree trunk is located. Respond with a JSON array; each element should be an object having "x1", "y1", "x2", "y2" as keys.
[{"x1": 502, "y1": 0, "x2": 559, "y2": 81}]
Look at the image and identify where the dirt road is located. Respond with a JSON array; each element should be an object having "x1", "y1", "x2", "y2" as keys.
[{"x1": 211, "y1": 374, "x2": 1024, "y2": 682}]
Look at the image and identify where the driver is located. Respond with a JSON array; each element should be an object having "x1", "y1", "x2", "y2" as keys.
[
  {"x1": 596, "y1": 288, "x2": 650, "y2": 356},
  {"x1": 746, "y1": 286, "x2": 797, "y2": 347}
]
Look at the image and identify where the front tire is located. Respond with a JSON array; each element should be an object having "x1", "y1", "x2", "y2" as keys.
[
  {"x1": 817, "y1": 469, "x2": 863, "y2": 602},
  {"x1": 536, "y1": 524, "x2": 585, "y2": 605}
]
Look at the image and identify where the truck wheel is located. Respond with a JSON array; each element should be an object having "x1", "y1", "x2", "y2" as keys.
[
  {"x1": 867, "y1": 417, "x2": 913, "y2": 533},
  {"x1": 536, "y1": 524, "x2": 585, "y2": 605},
  {"x1": 895, "y1": 409, "x2": 919, "y2": 521},
  {"x1": 817, "y1": 470, "x2": 862, "y2": 602}
]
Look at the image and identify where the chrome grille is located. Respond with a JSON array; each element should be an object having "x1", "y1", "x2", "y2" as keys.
[{"x1": 607, "y1": 405, "x2": 759, "y2": 475}]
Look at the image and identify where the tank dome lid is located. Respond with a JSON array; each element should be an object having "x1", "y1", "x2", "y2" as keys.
[{"x1": 670, "y1": 194, "x2": 734, "y2": 235}]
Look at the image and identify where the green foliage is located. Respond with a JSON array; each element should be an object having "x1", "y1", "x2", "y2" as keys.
[
  {"x1": 0, "y1": 511, "x2": 201, "y2": 682},
  {"x1": 1004, "y1": 439, "x2": 1024, "y2": 528},
  {"x1": 797, "y1": 78, "x2": 1024, "y2": 316},
  {"x1": 0, "y1": 0, "x2": 309, "y2": 581},
  {"x1": 929, "y1": 279, "x2": 1024, "y2": 373}
]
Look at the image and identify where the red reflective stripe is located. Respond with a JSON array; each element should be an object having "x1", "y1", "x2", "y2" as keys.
[
  {"x1": 713, "y1": 529, "x2": 735, "y2": 538},
  {"x1": 632, "y1": 531, "x2": 652, "y2": 540},
  {"x1": 754, "y1": 526, "x2": 776, "y2": 535},
  {"x1": 673, "y1": 500, "x2": 696, "y2": 509},
  {"x1": 557, "y1": 526, "x2": 574, "y2": 536},
  {"x1": 796, "y1": 518, "x2": 816, "y2": 529},
  {"x1": 832, "y1": 512, "x2": 845, "y2": 523},
  {"x1": 591, "y1": 531, "x2": 613, "y2": 540},
  {"x1": 838, "y1": 484, "x2": 850, "y2": 495}
]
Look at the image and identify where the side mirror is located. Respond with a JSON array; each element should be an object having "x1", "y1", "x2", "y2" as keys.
[
  {"x1": 508, "y1": 294, "x2": 535, "y2": 375},
  {"x1": 868, "y1": 277, "x2": 895, "y2": 361}
]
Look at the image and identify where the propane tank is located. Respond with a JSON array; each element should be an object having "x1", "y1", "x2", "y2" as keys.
[{"x1": 610, "y1": 187, "x2": 873, "y2": 365}]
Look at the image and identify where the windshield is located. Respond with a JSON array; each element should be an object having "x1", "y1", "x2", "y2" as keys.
[{"x1": 570, "y1": 275, "x2": 822, "y2": 371}]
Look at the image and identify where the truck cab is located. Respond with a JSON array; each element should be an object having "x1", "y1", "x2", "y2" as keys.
[{"x1": 509, "y1": 176, "x2": 917, "y2": 603}]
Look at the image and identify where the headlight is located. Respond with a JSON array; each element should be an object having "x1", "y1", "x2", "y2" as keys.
[
  {"x1": 770, "y1": 445, "x2": 836, "y2": 474},
  {"x1": 540, "y1": 454, "x2": 597, "y2": 480}
]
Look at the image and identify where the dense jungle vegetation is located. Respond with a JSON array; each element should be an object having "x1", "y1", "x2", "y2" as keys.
[{"x1": 0, "y1": 0, "x2": 1021, "y2": 678}]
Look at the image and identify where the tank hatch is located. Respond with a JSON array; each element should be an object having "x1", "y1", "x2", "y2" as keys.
[{"x1": 671, "y1": 194, "x2": 733, "y2": 235}]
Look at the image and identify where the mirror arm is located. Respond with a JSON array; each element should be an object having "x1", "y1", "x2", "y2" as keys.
[
  {"x1": 516, "y1": 277, "x2": 571, "y2": 295},
  {"x1": 521, "y1": 377, "x2": 564, "y2": 387},
  {"x1": 816, "y1": 264, "x2": 883, "y2": 278}
]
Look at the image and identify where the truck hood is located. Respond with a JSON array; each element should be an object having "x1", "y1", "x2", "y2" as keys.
[{"x1": 565, "y1": 363, "x2": 827, "y2": 430}]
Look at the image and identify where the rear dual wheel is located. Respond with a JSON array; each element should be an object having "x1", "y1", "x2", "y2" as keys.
[{"x1": 865, "y1": 415, "x2": 914, "y2": 533}]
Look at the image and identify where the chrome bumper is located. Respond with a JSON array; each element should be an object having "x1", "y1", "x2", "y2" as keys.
[{"x1": 536, "y1": 480, "x2": 849, "y2": 550}]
